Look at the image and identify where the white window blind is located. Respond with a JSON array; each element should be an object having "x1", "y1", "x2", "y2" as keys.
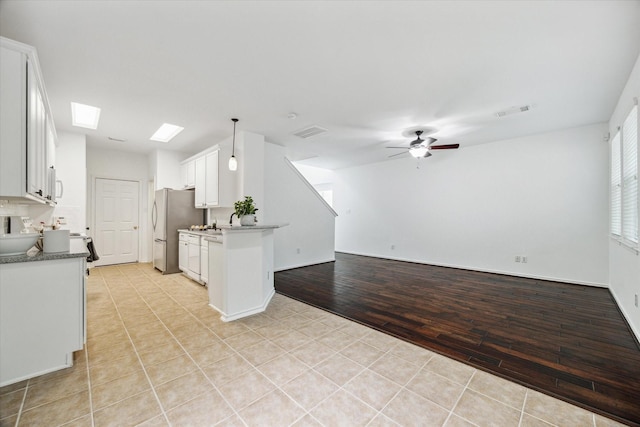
[
  {"x1": 621, "y1": 105, "x2": 638, "y2": 244},
  {"x1": 611, "y1": 131, "x2": 622, "y2": 236}
]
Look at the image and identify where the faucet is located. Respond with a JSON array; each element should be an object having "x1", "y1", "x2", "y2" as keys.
[{"x1": 229, "y1": 212, "x2": 235, "y2": 225}]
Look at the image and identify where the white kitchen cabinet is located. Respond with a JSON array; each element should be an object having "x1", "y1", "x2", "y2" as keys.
[
  {"x1": 187, "y1": 234, "x2": 201, "y2": 281},
  {"x1": 0, "y1": 37, "x2": 57, "y2": 205},
  {"x1": 194, "y1": 156, "x2": 206, "y2": 208},
  {"x1": 182, "y1": 144, "x2": 236, "y2": 209},
  {"x1": 178, "y1": 233, "x2": 188, "y2": 272},
  {"x1": 180, "y1": 159, "x2": 195, "y2": 189},
  {"x1": 204, "y1": 151, "x2": 219, "y2": 207},
  {"x1": 200, "y1": 236, "x2": 209, "y2": 284},
  {"x1": 193, "y1": 151, "x2": 220, "y2": 209},
  {"x1": 0, "y1": 256, "x2": 86, "y2": 386}
]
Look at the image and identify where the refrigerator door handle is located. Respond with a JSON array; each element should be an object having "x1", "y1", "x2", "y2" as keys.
[{"x1": 152, "y1": 201, "x2": 157, "y2": 231}]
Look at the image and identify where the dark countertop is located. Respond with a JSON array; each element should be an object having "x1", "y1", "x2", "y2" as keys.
[{"x1": 0, "y1": 239, "x2": 89, "y2": 264}]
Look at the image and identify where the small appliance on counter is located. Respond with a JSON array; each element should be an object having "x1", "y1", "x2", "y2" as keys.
[{"x1": 43, "y1": 229, "x2": 70, "y2": 253}]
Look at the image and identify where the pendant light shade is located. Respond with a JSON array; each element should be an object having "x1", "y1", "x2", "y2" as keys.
[
  {"x1": 229, "y1": 118, "x2": 238, "y2": 171},
  {"x1": 228, "y1": 155, "x2": 238, "y2": 171}
]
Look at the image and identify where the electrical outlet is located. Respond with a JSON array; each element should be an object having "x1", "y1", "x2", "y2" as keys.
[
  {"x1": 635, "y1": 294, "x2": 638, "y2": 308},
  {"x1": 391, "y1": 245, "x2": 395, "y2": 250},
  {"x1": 296, "y1": 248, "x2": 300, "y2": 254},
  {"x1": 515, "y1": 256, "x2": 521, "y2": 263},
  {"x1": 522, "y1": 256, "x2": 527, "y2": 263}
]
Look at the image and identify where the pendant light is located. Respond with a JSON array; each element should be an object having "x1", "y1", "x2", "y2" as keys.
[{"x1": 228, "y1": 118, "x2": 238, "y2": 171}]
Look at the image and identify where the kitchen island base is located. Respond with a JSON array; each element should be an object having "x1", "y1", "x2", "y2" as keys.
[{"x1": 206, "y1": 224, "x2": 284, "y2": 322}]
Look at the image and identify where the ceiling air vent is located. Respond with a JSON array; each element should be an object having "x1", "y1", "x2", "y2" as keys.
[
  {"x1": 496, "y1": 105, "x2": 531, "y2": 118},
  {"x1": 293, "y1": 125, "x2": 328, "y2": 139}
]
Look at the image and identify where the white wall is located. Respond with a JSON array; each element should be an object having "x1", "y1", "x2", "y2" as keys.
[
  {"x1": 294, "y1": 164, "x2": 336, "y2": 186},
  {"x1": 53, "y1": 132, "x2": 86, "y2": 232},
  {"x1": 608, "y1": 53, "x2": 640, "y2": 340},
  {"x1": 86, "y1": 146, "x2": 151, "y2": 262},
  {"x1": 334, "y1": 124, "x2": 610, "y2": 286},
  {"x1": 263, "y1": 143, "x2": 336, "y2": 271}
]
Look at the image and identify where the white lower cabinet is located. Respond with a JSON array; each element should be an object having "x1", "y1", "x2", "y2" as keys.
[
  {"x1": 187, "y1": 234, "x2": 200, "y2": 281},
  {"x1": 200, "y1": 237, "x2": 209, "y2": 284},
  {"x1": 0, "y1": 257, "x2": 86, "y2": 386},
  {"x1": 178, "y1": 233, "x2": 188, "y2": 272}
]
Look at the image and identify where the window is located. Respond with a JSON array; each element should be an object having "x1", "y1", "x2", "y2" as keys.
[
  {"x1": 611, "y1": 132, "x2": 621, "y2": 236},
  {"x1": 611, "y1": 104, "x2": 638, "y2": 248}
]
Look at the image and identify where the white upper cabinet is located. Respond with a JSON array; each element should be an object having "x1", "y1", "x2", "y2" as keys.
[
  {"x1": 204, "y1": 151, "x2": 219, "y2": 207},
  {"x1": 182, "y1": 145, "x2": 235, "y2": 209},
  {"x1": 180, "y1": 159, "x2": 195, "y2": 189},
  {"x1": 0, "y1": 37, "x2": 57, "y2": 205},
  {"x1": 194, "y1": 156, "x2": 206, "y2": 208}
]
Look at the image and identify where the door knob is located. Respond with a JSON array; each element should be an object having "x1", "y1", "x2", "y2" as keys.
[{"x1": 133, "y1": 226, "x2": 138, "y2": 230}]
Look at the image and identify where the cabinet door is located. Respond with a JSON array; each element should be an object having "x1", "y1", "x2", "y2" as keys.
[
  {"x1": 204, "y1": 151, "x2": 219, "y2": 206},
  {"x1": 188, "y1": 238, "x2": 200, "y2": 275},
  {"x1": 200, "y1": 240, "x2": 208, "y2": 284},
  {"x1": 178, "y1": 237, "x2": 188, "y2": 272},
  {"x1": 180, "y1": 160, "x2": 196, "y2": 189},
  {"x1": 194, "y1": 156, "x2": 206, "y2": 208},
  {"x1": 26, "y1": 61, "x2": 46, "y2": 199}
]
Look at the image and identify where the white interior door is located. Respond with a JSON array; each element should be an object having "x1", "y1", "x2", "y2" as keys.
[{"x1": 94, "y1": 178, "x2": 139, "y2": 266}]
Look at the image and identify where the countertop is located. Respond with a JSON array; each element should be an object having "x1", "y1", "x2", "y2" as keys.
[
  {"x1": 178, "y1": 229, "x2": 222, "y2": 237},
  {"x1": 179, "y1": 224, "x2": 288, "y2": 236},
  {"x1": 0, "y1": 239, "x2": 90, "y2": 264}
]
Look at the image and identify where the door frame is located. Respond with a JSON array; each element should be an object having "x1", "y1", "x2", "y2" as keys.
[{"x1": 89, "y1": 175, "x2": 143, "y2": 266}]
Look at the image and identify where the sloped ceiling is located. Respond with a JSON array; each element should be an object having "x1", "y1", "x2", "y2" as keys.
[{"x1": 1, "y1": 0, "x2": 639, "y2": 169}]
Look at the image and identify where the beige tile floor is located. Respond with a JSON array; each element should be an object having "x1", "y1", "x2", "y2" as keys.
[{"x1": 0, "y1": 263, "x2": 628, "y2": 427}]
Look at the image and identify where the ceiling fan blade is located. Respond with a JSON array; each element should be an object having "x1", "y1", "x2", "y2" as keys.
[
  {"x1": 388, "y1": 151, "x2": 408, "y2": 158},
  {"x1": 430, "y1": 144, "x2": 460, "y2": 150}
]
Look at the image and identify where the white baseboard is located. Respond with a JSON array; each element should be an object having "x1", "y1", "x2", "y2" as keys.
[{"x1": 337, "y1": 250, "x2": 608, "y2": 288}]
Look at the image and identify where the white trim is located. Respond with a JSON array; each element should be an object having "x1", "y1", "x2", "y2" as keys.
[
  {"x1": 337, "y1": 250, "x2": 609, "y2": 288},
  {"x1": 89, "y1": 175, "x2": 142, "y2": 266},
  {"x1": 274, "y1": 257, "x2": 336, "y2": 272},
  {"x1": 209, "y1": 288, "x2": 275, "y2": 322},
  {"x1": 609, "y1": 286, "x2": 640, "y2": 343},
  {"x1": 284, "y1": 157, "x2": 338, "y2": 217}
]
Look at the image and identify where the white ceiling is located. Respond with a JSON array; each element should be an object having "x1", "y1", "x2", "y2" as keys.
[{"x1": 1, "y1": 1, "x2": 639, "y2": 169}]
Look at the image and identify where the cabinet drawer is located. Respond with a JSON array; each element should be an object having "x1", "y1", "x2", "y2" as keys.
[{"x1": 187, "y1": 235, "x2": 200, "y2": 245}]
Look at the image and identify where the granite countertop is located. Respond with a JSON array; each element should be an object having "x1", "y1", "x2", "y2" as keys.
[
  {"x1": 0, "y1": 239, "x2": 90, "y2": 264},
  {"x1": 178, "y1": 229, "x2": 222, "y2": 236},
  {"x1": 179, "y1": 224, "x2": 288, "y2": 236},
  {"x1": 217, "y1": 224, "x2": 288, "y2": 231}
]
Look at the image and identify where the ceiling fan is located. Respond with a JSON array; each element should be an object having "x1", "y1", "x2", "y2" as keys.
[{"x1": 387, "y1": 130, "x2": 460, "y2": 158}]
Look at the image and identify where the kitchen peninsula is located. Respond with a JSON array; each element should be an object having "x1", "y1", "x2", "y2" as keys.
[{"x1": 206, "y1": 224, "x2": 286, "y2": 322}]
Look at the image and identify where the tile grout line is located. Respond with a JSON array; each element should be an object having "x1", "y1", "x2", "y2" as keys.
[
  {"x1": 518, "y1": 388, "x2": 528, "y2": 427},
  {"x1": 99, "y1": 266, "x2": 172, "y2": 426},
  {"x1": 136, "y1": 267, "x2": 250, "y2": 426},
  {"x1": 84, "y1": 285, "x2": 96, "y2": 427},
  {"x1": 365, "y1": 351, "x2": 433, "y2": 426},
  {"x1": 12, "y1": 379, "x2": 29, "y2": 427}
]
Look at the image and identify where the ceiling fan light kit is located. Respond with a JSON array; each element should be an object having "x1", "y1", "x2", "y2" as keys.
[{"x1": 387, "y1": 129, "x2": 459, "y2": 159}]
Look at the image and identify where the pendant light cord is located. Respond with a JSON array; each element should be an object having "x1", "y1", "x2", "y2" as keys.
[{"x1": 231, "y1": 118, "x2": 238, "y2": 156}]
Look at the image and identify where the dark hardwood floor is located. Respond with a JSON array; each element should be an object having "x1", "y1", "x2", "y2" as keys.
[{"x1": 274, "y1": 252, "x2": 640, "y2": 426}]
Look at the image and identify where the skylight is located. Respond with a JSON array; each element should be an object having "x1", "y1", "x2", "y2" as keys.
[
  {"x1": 150, "y1": 123, "x2": 184, "y2": 142},
  {"x1": 70, "y1": 102, "x2": 101, "y2": 129}
]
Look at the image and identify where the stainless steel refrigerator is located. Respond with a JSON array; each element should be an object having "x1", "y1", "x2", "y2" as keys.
[{"x1": 152, "y1": 188, "x2": 202, "y2": 274}]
